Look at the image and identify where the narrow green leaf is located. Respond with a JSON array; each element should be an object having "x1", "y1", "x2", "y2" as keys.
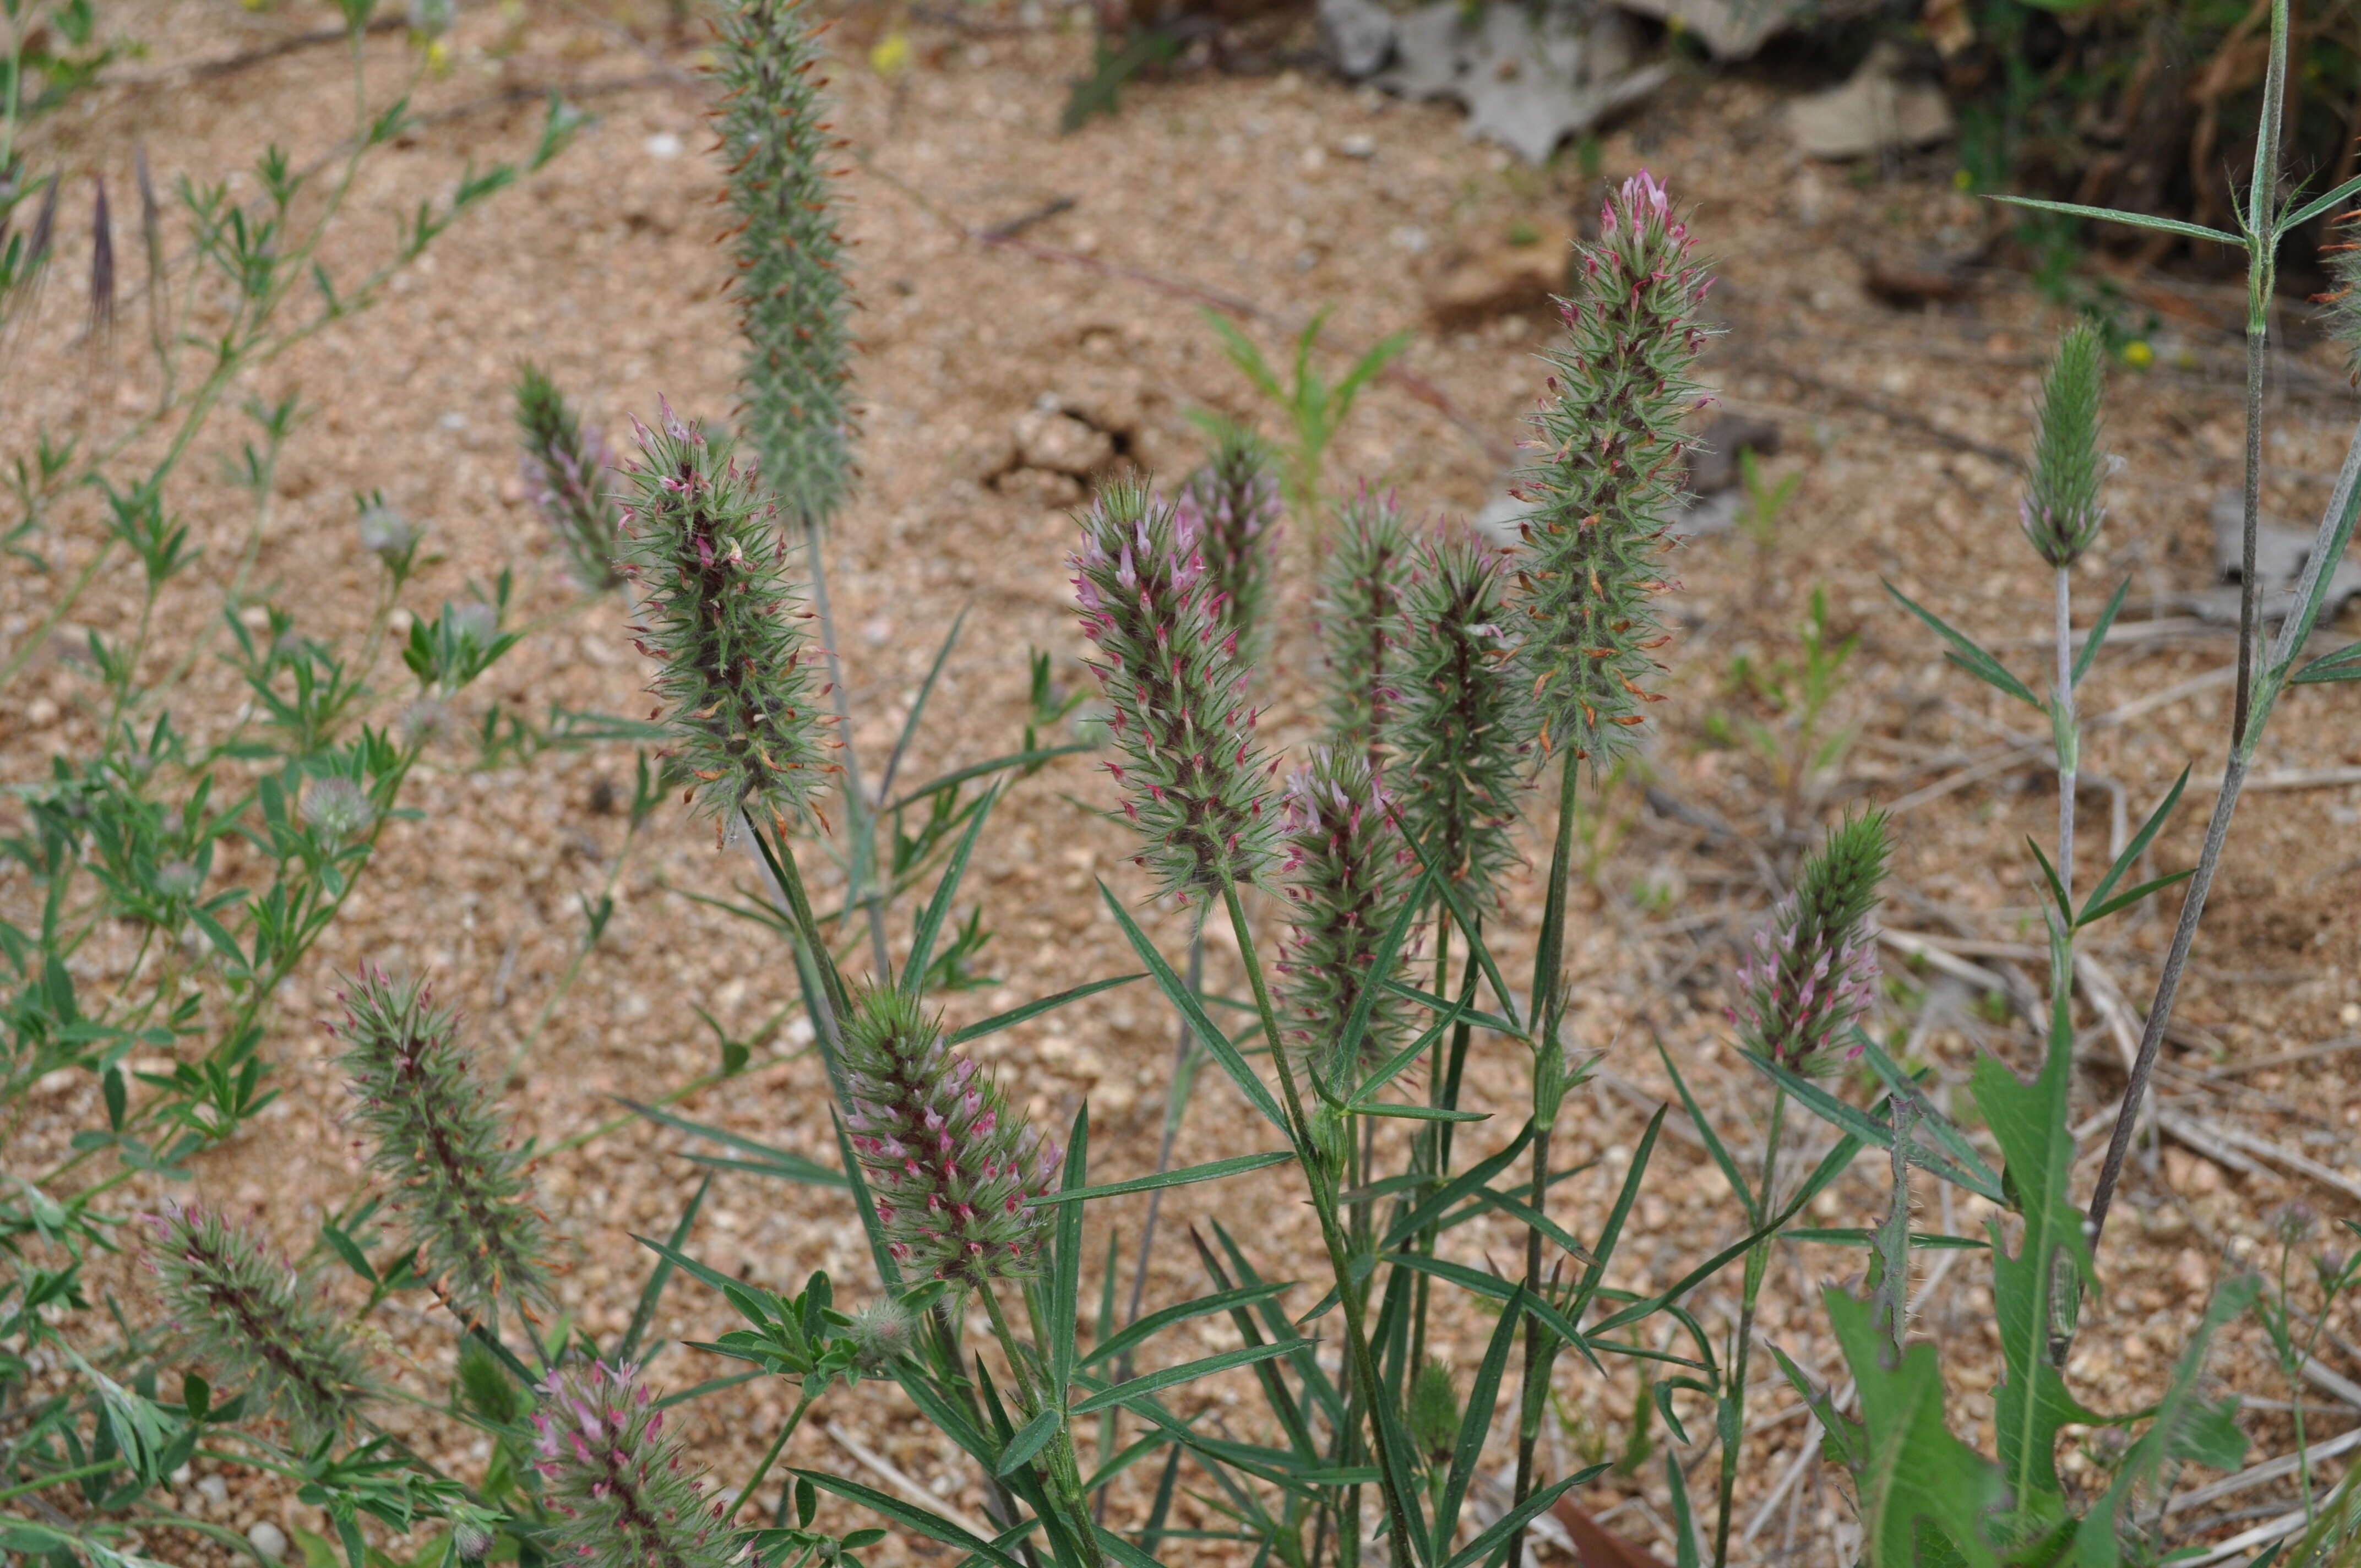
[
  {"x1": 1568, "y1": 1104, "x2": 1667, "y2": 1321},
  {"x1": 1741, "y1": 1057, "x2": 2008, "y2": 1205},
  {"x1": 1883, "y1": 581, "x2": 2042, "y2": 709},
  {"x1": 1657, "y1": 1038, "x2": 1755, "y2": 1226},
  {"x1": 996, "y1": 1408, "x2": 1062, "y2": 1476},
  {"x1": 792, "y1": 1471, "x2": 1027, "y2": 1568},
  {"x1": 881, "y1": 744, "x2": 1096, "y2": 815},
  {"x1": 1444, "y1": 1470, "x2": 1595, "y2": 1568},
  {"x1": 905, "y1": 783, "x2": 1000, "y2": 1000},
  {"x1": 1786, "y1": 1228, "x2": 1989, "y2": 1251},
  {"x1": 2080, "y1": 869, "x2": 2194, "y2": 929},
  {"x1": 2076, "y1": 767, "x2": 2189, "y2": 926},
  {"x1": 1100, "y1": 881, "x2": 1290, "y2": 1136},
  {"x1": 1331, "y1": 869, "x2": 1432, "y2": 1077},
  {"x1": 2290, "y1": 639, "x2": 2361, "y2": 684},
  {"x1": 2278, "y1": 172, "x2": 2361, "y2": 232},
  {"x1": 2026, "y1": 837, "x2": 2071, "y2": 923},
  {"x1": 1395, "y1": 830, "x2": 1525, "y2": 1031},
  {"x1": 950, "y1": 974, "x2": 1144, "y2": 1044},
  {"x1": 1379, "y1": 1123, "x2": 1535, "y2": 1250},
  {"x1": 1085, "y1": 1282, "x2": 1293, "y2": 1372},
  {"x1": 621, "y1": 1175, "x2": 709, "y2": 1362},
  {"x1": 2070, "y1": 577, "x2": 2132, "y2": 689},
  {"x1": 1379, "y1": 978, "x2": 1522, "y2": 1039},
  {"x1": 1051, "y1": 1104, "x2": 1089, "y2": 1396},
  {"x1": 1849, "y1": 1037, "x2": 2008, "y2": 1198},
  {"x1": 621, "y1": 1098, "x2": 846, "y2": 1187},
  {"x1": 1031, "y1": 1150, "x2": 1294, "y2": 1207},
  {"x1": 1069, "y1": 1341, "x2": 1300, "y2": 1415},
  {"x1": 1988, "y1": 194, "x2": 2239, "y2": 246},
  {"x1": 1347, "y1": 1101, "x2": 1488, "y2": 1124},
  {"x1": 1435, "y1": 1287, "x2": 1525, "y2": 1558}
]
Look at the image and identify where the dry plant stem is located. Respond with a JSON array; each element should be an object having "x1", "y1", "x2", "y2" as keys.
[
  {"x1": 1711, "y1": 1090, "x2": 1785, "y2": 1568},
  {"x1": 2087, "y1": 411, "x2": 2361, "y2": 1250},
  {"x1": 1505, "y1": 754, "x2": 1582, "y2": 1568},
  {"x1": 1220, "y1": 876, "x2": 1421, "y2": 1568}
]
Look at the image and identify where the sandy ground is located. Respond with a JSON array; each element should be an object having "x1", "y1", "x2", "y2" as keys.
[{"x1": 4, "y1": 2, "x2": 2361, "y2": 1562}]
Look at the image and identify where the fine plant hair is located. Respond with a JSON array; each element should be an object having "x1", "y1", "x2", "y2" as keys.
[
  {"x1": 1071, "y1": 478, "x2": 1280, "y2": 902},
  {"x1": 514, "y1": 361, "x2": 625, "y2": 590},
  {"x1": 148, "y1": 1206, "x2": 372, "y2": 1446},
  {"x1": 712, "y1": 0, "x2": 853, "y2": 533},
  {"x1": 1175, "y1": 417, "x2": 1285, "y2": 666},
  {"x1": 1275, "y1": 748, "x2": 1417, "y2": 1086},
  {"x1": 1316, "y1": 487, "x2": 1416, "y2": 772},
  {"x1": 615, "y1": 400, "x2": 834, "y2": 839},
  {"x1": 331, "y1": 966, "x2": 548, "y2": 1326},
  {"x1": 839, "y1": 986, "x2": 1061, "y2": 1286},
  {"x1": 1392, "y1": 526, "x2": 1528, "y2": 918},
  {"x1": 531, "y1": 1360, "x2": 737, "y2": 1568}
]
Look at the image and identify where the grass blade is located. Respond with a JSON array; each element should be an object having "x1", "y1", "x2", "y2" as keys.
[
  {"x1": 1883, "y1": 581, "x2": 2041, "y2": 709},
  {"x1": 1100, "y1": 881, "x2": 1290, "y2": 1136},
  {"x1": 1070, "y1": 1342, "x2": 1301, "y2": 1416},
  {"x1": 2075, "y1": 766, "x2": 2189, "y2": 925},
  {"x1": 2070, "y1": 576, "x2": 2131, "y2": 689},
  {"x1": 1086, "y1": 1282, "x2": 1293, "y2": 1373},
  {"x1": 951, "y1": 974, "x2": 1144, "y2": 1044},
  {"x1": 1031, "y1": 1150, "x2": 1295, "y2": 1206},
  {"x1": 904, "y1": 782, "x2": 1001, "y2": 1000},
  {"x1": 619, "y1": 1174, "x2": 709, "y2": 1362},
  {"x1": 793, "y1": 1471, "x2": 1027, "y2": 1568}
]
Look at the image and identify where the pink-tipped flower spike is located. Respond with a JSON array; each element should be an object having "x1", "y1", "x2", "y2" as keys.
[
  {"x1": 839, "y1": 988, "x2": 1059, "y2": 1288},
  {"x1": 616, "y1": 404, "x2": 833, "y2": 840},
  {"x1": 1316, "y1": 487, "x2": 1417, "y2": 776},
  {"x1": 514, "y1": 362, "x2": 624, "y2": 590},
  {"x1": 533, "y1": 1361, "x2": 738, "y2": 1568},
  {"x1": 1730, "y1": 811, "x2": 1891, "y2": 1074},
  {"x1": 1176, "y1": 418, "x2": 1284, "y2": 667},
  {"x1": 1072, "y1": 478, "x2": 1280, "y2": 902},
  {"x1": 1394, "y1": 525, "x2": 1531, "y2": 918},
  {"x1": 149, "y1": 1205, "x2": 372, "y2": 1444},
  {"x1": 331, "y1": 967, "x2": 548, "y2": 1324},
  {"x1": 1277, "y1": 748, "x2": 1419, "y2": 1085},
  {"x1": 1514, "y1": 170, "x2": 1715, "y2": 763}
]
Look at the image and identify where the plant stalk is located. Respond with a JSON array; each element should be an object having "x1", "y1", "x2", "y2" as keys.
[{"x1": 1711, "y1": 1089, "x2": 1785, "y2": 1568}]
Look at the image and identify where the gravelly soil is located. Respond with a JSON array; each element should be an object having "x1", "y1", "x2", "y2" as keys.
[{"x1": 4, "y1": 2, "x2": 2359, "y2": 1562}]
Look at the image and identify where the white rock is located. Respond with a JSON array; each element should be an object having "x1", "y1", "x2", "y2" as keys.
[
  {"x1": 1786, "y1": 42, "x2": 1955, "y2": 159},
  {"x1": 246, "y1": 1522, "x2": 290, "y2": 1562}
]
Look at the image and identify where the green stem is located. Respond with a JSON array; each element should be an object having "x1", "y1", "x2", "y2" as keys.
[
  {"x1": 731, "y1": 1386, "x2": 818, "y2": 1521},
  {"x1": 2233, "y1": 0, "x2": 2288, "y2": 747},
  {"x1": 799, "y1": 519, "x2": 891, "y2": 980},
  {"x1": 1220, "y1": 878, "x2": 1419, "y2": 1568},
  {"x1": 1711, "y1": 1089, "x2": 1785, "y2": 1568}
]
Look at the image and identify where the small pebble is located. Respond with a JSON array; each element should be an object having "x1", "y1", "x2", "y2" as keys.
[
  {"x1": 645, "y1": 131, "x2": 683, "y2": 159},
  {"x1": 247, "y1": 1522, "x2": 289, "y2": 1562},
  {"x1": 1337, "y1": 133, "x2": 1376, "y2": 159},
  {"x1": 198, "y1": 1475, "x2": 230, "y2": 1509}
]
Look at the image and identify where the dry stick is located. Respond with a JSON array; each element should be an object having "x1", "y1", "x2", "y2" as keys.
[
  {"x1": 2086, "y1": 407, "x2": 2361, "y2": 1251},
  {"x1": 852, "y1": 156, "x2": 1513, "y2": 468}
]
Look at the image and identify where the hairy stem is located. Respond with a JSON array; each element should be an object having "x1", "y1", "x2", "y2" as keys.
[
  {"x1": 1712, "y1": 1091, "x2": 1785, "y2": 1568},
  {"x1": 2053, "y1": 564, "x2": 2076, "y2": 899}
]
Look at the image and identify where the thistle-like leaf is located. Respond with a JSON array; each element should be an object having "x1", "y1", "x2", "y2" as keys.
[
  {"x1": 1072, "y1": 479, "x2": 1280, "y2": 901},
  {"x1": 531, "y1": 1360, "x2": 740, "y2": 1568},
  {"x1": 514, "y1": 362, "x2": 624, "y2": 589},
  {"x1": 839, "y1": 987, "x2": 1061, "y2": 1287},
  {"x1": 1176, "y1": 418, "x2": 1284, "y2": 667},
  {"x1": 1512, "y1": 171, "x2": 1714, "y2": 762},
  {"x1": 1393, "y1": 526, "x2": 1530, "y2": 917},
  {"x1": 331, "y1": 966, "x2": 548, "y2": 1322},
  {"x1": 1277, "y1": 748, "x2": 1418, "y2": 1087},
  {"x1": 1316, "y1": 486, "x2": 1416, "y2": 772},
  {"x1": 616, "y1": 401, "x2": 833, "y2": 836},
  {"x1": 148, "y1": 1206, "x2": 372, "y2": 1445},
  {"x1": 713, "y1": 0, "x2": 855, "y2": 531}
]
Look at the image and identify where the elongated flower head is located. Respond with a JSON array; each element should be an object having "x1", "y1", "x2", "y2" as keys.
[
  {"x1": 1277, "y1": 749, "x2": 1417, "y2": 1086},
  {"x1": 331, "y1": 966, "x2": 547, "y2": 1322},
  {"x1": 1073, "y1": 479, "x2": 1280, "y2": 900},
  {"x1": 2021, "y1": 319, "x2": 2107, "y2": 568},
  {"x1": 1513, "y1": 170, "x2": 1713, "y2": 763},
  {"x1": 1394, "y1": 527, "x2": 1530, "y2": 916},
  {"x1": 532, "y1": 1360, "x2": 738, "y2": 1568},
  {"x1": 1176, "y1": 420, "x2": 1284, "y2": 665},
  {"x1": 840, "y1": 988, "x2": 1060, "y2": 1287},
  {"x1": 1409, "y1": 1360, "x2": 1460, "y2": 1467},
  {"x1": 617, "y1": 402, "x2": 833, "y2": 837},
  {"x1": 1316, "y1": 487, "x2": 1416, "y2": 773},
  {"x1": 714, "y1": 0, "x2": 855, "y2": 531},
  {"x1": 1731, "y1": 810, "x2": 1890, "y2": 1072},
  {"x1": 514, "y1": 362, "x2": 624, "y2": 590},
  {"x1": 148, "y1": 1205, "x2": 371, "y2": 1444}
]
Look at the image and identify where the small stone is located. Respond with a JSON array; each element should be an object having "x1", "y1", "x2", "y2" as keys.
[
  {"x1": 1337, "y1": 133, "x2": 1377, "y2": 159},
  {"x1": 26, "y1": 697, "x2": 58, "y2": 727},
  {"x1": 247, "y1": 1522, "x2": 289, "y2": 1562},
  {"x1": 645, "y1": 131, "x2": 683, "y2": 159}
]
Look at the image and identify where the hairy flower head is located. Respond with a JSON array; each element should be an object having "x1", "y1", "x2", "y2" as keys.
[
  {"x1": 532, "y1": 1360, "x2": 738, "y2": 1568},
  {"x1": 331, "y1": 967, "x2": 547, "y2": 1323},
  {"x1": 617, "y1": 401, "x2": 833, "y2": 837},
  {"x1": 714, "y1": 0, "x2": 855, "y2": 531},
  {"x1": 1512, "y1": 170, "x2": 1713, "y2": 762},
  {"x1": 1730, "y1": 811, "x2": 1890, "y2": 1072},
  {"x1": 1277, "y1": 749, "x2": 1418, "y2": 1086},
  {"x1": 148, "y1": 1205, "x2": 371, "y2": 1444},
  {"x1": 1073, "y1": 480, "x2": 1280, "y2": 900},
  {"x1": 302, "y1": 776, "x2": 376, "y2": 842},
  {"x1": 1394, "y1": 527, "x2": 1530, "y2": 916},
  {"x1": 1176, "y1": 420, "x2": 1284, "y2": 666},
  {"x1": 840, "y1": 988, "x2": 1059, "y2": 1288},
  {"x1": 514, "y1": 362, "x2": 624, "y2": 590},
  {"x1": 2021, "y1": 319, "x2": 2107, "y2": 568},
  {"x1": 1317, "y1": 487, "x2": 1417, "y2": 774}
]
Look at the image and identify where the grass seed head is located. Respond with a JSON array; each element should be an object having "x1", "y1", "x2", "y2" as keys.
[
  {"x1": 616, "y1": 402, "x2": 833, "y2": 835},
  {"x1": 148, "y1": 1205, "x2": 372, "y2": 1445},
  {"x1": 1176, "y1": 418, "x2": 1284, "y2": 667},
  {"x1": 1278, "y1": 747, "x2": 1418, "y2": 1085},
  {"x1": 1073, "y1": 478, "x2": 1280, "y2": 901},
  {"x1": 2021, "y1": 319, "x2": 2108, "y2": 568},
  {"x1": 514, "y1": 362, "x2": 624, "y2": 590},
  {"x1": 1731, "y1": 810, "x2": 1891, "y2": 1072},
  {"x1": 840, "y1": 988, "x2": 1059, "y2": 1288},
  {"x1": 532, "y1": 1360, "x2": 738, "y2": 1568},
  {"x1": 1514, "y1": 170, "x2": 1714, "y2": 765},
  {"x1": 1316, "y1": 487, "x2": 1417, "y2": 774},
  {"x1": 331, "y1": 966, "x2": 548, "y2": 1322}
]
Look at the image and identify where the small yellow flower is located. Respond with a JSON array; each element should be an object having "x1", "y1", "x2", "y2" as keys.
[
  {"x1": 425, "y1": 37, "x2": 452, "y2": 74},
  {"x1": 1952, "y1": 167, "x2": 1973, "y2": 191},
  {"x1": 871, "y1": 31, "x2": 911, "y2": 77},
  {"x1": 2121, "y1": 339, "x2": 2155, "y2": 369}
]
